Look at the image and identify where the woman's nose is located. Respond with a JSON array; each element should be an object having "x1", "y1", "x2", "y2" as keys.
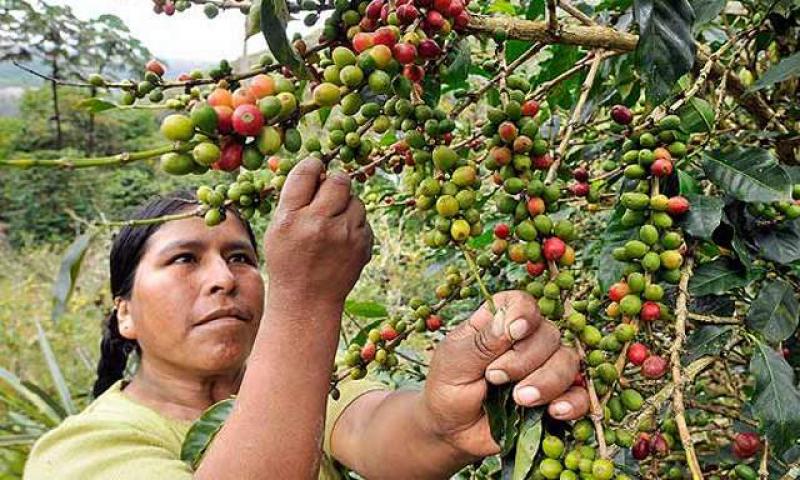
[{"x1": 205, "y1": 256, "x2": 237, "y2": 295}]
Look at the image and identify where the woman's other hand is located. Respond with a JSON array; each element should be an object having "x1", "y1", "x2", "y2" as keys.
[{"x1": 264, "y1": 158, "x2": 373, "y2": 305}]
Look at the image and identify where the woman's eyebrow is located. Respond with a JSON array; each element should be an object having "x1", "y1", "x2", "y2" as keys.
[
  {"x1": 223, "y1": 240, "x2": 257, "y2": 253},
  {"x1": 157, "y1": 239, "x2": 205, "y2": 256}
]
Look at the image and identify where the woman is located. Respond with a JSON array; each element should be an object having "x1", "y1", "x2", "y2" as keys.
[{"x1": 25, "y1": 158, "x2": 588, "y2": 479}]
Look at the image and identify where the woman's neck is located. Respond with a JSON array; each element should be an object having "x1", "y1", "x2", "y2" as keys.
[{"x1": 122, "y1": 361, "x2": 244, "y2": 422}]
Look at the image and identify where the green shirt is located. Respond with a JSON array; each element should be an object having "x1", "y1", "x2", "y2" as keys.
[{"x1": 25, "y1": 379, "x2": 385, "y2": 479}]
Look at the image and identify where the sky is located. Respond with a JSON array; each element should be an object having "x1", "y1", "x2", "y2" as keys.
[{"x1": 47, "y1": 0, "x2": 312, "y2": 63}]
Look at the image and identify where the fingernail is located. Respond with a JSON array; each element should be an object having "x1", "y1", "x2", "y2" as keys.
[
  {"x1": 508, "y1": 319, "x2": 528, "y2": 341},
  {"x1": 515, "y1": 386, "x2": 540, "y2": 405},
  {"x1": 551, "y1": 401, "x2": 572, "y2": 417},
  {"x1": 486, "y1": 370, "x2": 510, "y2": 385}
]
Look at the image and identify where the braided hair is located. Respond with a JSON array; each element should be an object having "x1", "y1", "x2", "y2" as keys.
[{"x1": 92, "y1": 189, "x2": 258, "y2": 398}]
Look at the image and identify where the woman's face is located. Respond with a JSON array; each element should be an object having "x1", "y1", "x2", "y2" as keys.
[{"x1": 117, "y1": 211, "x2": 264, "y2": 377}]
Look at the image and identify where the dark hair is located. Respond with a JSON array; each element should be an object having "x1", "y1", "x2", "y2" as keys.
[{"x1": 92, "y1": 188, "x2": 259, "y2": 398}]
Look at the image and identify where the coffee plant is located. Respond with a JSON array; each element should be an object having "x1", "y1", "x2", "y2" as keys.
[{"x1": 2, "y1": 0, "x2": 800, "y2": 477}]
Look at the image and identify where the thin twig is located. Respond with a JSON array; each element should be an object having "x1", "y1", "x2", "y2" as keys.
[
  {"x1": 545, "y1": 51, "x2": 603, "y2": 184},
  {"x1": 671, "y1": 256, "x2": 703, "y2": 480}
]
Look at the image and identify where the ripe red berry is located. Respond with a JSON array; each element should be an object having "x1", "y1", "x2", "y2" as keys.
[
  {"x1": 393, "y1": 43, "x2": 417, "y2": 64},
  {"x1": 365, "y1": 0, "x2": 383, "y2": 18},
  {"x1": 213, "y1": 105, "x2": 234, "y2": 134},
  {"x1": 433, "y1": 0, "x2": 450, "y2": 13},
  {"x1": 569, "y1": 182, "x2": 590, "y2": 197},
  {"x1": 649, "y1": 432, "x2": 670, "y2": 457},
  {"x1": 177, "y1": 72, "x2": 192, "y2": 82},
  {"x1": 448, "y1": 0, "x2": 465, "y2": 17},
  {"x1": 527, "y1": 197, "x2": 546, "y2": 216},
  {"x1": 373, "y1": 26, "x2": 397, "y2": 46},
  {"x1": 526, "y1": 261, "x2": 546, "y2": 276},
  {"x1": 352, "y1": 32, "x2": 374, "y2": 53},
  {"x1": 521, "y1": 99, "x2": 540, "y2": 117},
  {"x1": 418, "y1": 39, "x2": 442, "y2": 58},
  {"x1": 611, "y1": 104, "x2": 633, "y2": 125},
  {"x1": 651, "y1": 158, "x2": 673, "y2": 177},
  {"x1": 627, "y1": 342, "x2": 649, "y2": 366},
  {"x1": 494, "y1": 223, "x2": 510, "y2": 239},
  {"x1": 146, "y1": 59, "x2": 166, "y2": 77},
  {"x1": 360, "y1": 342, "x2": 377, "y2": 362},
  {"x1": 632, "y1": 434, "x2": 651, "y2": 460},
  {"x1": 163, "y1": 2, "x2": 175, "y2": 15},
  {"x1": 213, "y1": 141, "x2": 243, "y2": 171},
  {"x1": 426, "y1": 314, "x2": 443, "y2": 331},
  {"x1": 666, "y1": 196, "x2": 690, "y2": 216},
  {"x1": 453, "y1": 11, "x2": 470, "y2": 29},
  {"x1": 543, "y1": 237, "x2": 566, "y2": 261},
  {"x1": 732, "y1": 432, "x2": 762, "y2": 459},
  {"x1": 642, "y1": 355, "x2": 668, "y2": 379},
  {"x1": 231, "y1": 104, "x2": 264, "y2": 137},
  {"x1": 267, "y1": 155, "x2": 280, "y2": 172},
  {"x1": 640, "y1": 301, "x2": 661, "y2": 322},
  {"x1": 396, "y1": 3, "x2": 419, "y2": 24},
  {"x1": 425, "y1": 9, "x2": 446, "y2": 30},
  {"x1": 572, "y1": 167, "x2": 589, "y2": 182},
  {"x1": 380, "y1": 324, "x2": 399, "y2": 341},
  {"x1": 572, "y1": 372, "x2": 586, "y2": 388},
  {"x1": 498, "y1": 121, "x2": 518, "y2": 143},
  {"x1": 532, "y1": 153, "x2": 553, "y2": 170},
  {"x1": 402, "y1": 64, "x2": 425, "y2": 82},
  {"x1": 608, "y1": 282, "x2": 630, "y2": 302}
]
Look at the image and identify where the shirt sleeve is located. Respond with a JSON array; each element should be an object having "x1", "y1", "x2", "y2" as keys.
[
  {"x1": 25, "y1": 417, "x2": 193, "y2": 480},
  {"x1": 323, "y1": 378, "x2": 388, "y2": 456}
]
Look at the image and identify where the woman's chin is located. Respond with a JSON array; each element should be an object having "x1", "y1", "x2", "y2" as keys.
[{"x1": 191, "y1": 329, "x2": 256, "y2": 372}]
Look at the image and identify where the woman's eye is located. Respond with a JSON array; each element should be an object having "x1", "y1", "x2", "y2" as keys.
[
  {"x1": 171, "y1": 253, "x2": 195, "y2": 264},
  {"x1": 229, "y1": 253, "x2": 252, "y2": 264}
]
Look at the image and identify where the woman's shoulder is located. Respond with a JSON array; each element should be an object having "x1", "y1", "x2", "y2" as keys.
[{"x1": 24, "y1": 380, "x2": 192, "y2": 480}]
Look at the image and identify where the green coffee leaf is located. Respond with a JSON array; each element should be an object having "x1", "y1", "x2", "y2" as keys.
[
  {"x1": 754, "y1": 219, "x2": 800, "y2": 265},
  {"x1": 750, "y1": 51, "x2": 800, "y2": 91},
  {"x1": 680, "y1": 193, "x2": 723, "y2": 239},
  {"x1": 634, "y1": 0, "x2": 696, "y2": 104},
  {"x1": 52, "y1": 232, "x2": 94, "y2": 323},
  {"x1": 703, "y1": 148, "x2": 792, "y2": 203},
  {"x1": 344, "y1": 300, "x2": 388, "y2": 318},
  {"x1": 181, "y1": 398, "x2": 235, "y2": 469},
  {"x1": 747, "y1": 279, "x2": 799, "y2": 344},
  {"x1": 750, "y1": 341, "x2": 800, "y2": 455},
  {"x1": 76, "y1": 98, "x2": 117, "y2": 113},
  {"x1": 511, "y1": 408, "x2": 544, "y2": 480},
  {"x1": 689, "y1": 257, "x2": 756, "y2": 296},
  {"x1": 260, "y1": 0, "x2": 308, "y2": 79},
  {"x1": 683, "y1": 325, "x2": 733, "y2": 362}
]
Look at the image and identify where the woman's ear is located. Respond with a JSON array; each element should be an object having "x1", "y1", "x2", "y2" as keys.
[{"x1": 115, "y1": 298, "x2": 138, "y2": 340}]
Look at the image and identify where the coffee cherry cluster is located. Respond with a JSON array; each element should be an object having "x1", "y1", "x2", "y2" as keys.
[
  {"x1": 532, "y1": 431, "x2": 630, "y2": 480},
  {"x1": 747, "y1": 183, "x2": 800, "y2": 222},
  {"x1": 150, "y1": 0, "x2": 249, "y2": 18},
  {"x1": 475, "y1": 91, "x2": 581, "y2": 320}
]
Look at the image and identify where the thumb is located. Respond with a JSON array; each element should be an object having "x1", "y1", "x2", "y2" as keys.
[{"x1": 433, "y1": 291, "x2": 541, "y2": 385}]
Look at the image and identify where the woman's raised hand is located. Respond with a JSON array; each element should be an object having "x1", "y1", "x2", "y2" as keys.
[{"x1": 264, "y1": 158, "x2": 373, "y2": 305}]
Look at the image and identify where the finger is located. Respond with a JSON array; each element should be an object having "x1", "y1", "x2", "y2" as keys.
[
  {"x1": 340, "y1": 195, "x2": 367, "y2": 228},
  {"x1": 547, "y1": 386, "x2": 590, "y2": 421},
  {"x1": 433, "y1": 291, "x2": 543, "y2": 385},
  {"x1": 277, "y1": 157, "x2": 324, "y2": 211},
  {"x1": 513, "y1": 346, "x2": 579, "y2": 407},
  {"x1": 484, "y1": 321, "x2": 561, "y2": 385},
  {"x1": 310, "y1": 171, "x2": 352, "y2": 217}
]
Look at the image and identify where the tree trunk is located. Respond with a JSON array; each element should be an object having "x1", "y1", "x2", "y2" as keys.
[{"x1": 51, "y1": 56, "x2": 63, "y2": 149}]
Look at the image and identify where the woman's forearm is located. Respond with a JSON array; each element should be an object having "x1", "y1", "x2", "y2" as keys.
[
  {"x1": 332, "y1": 390, "x2": 481, "y2": 479},
  {"x1": 196, "y1": 291, "x2": 343, "y2": 480}
]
